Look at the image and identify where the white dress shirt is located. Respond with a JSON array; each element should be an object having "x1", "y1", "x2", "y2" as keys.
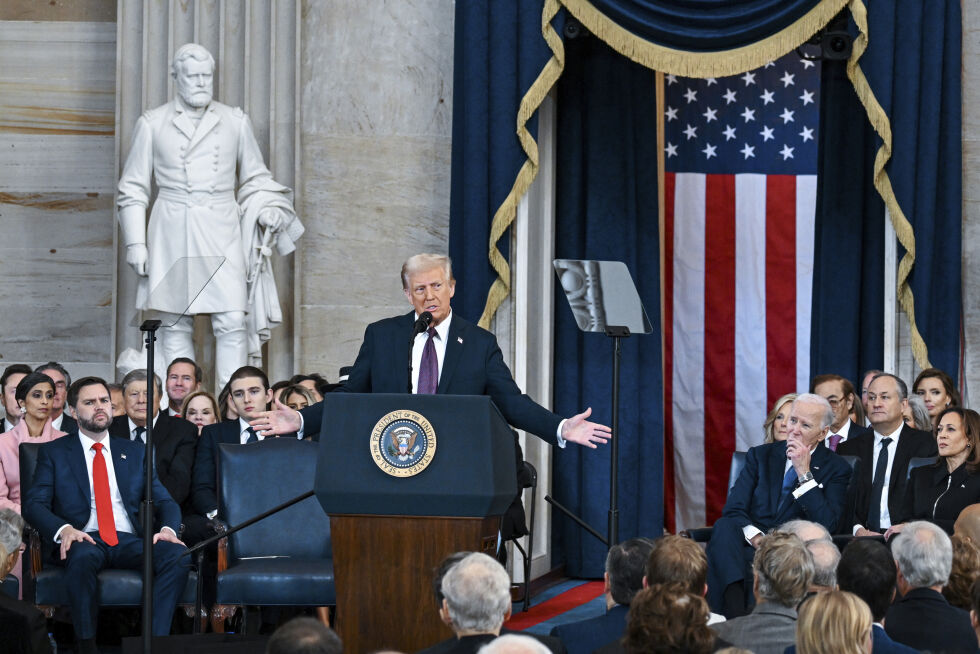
[
  {"x1": 51, "y1": 413, "x2": 65, "y2": 431},
  {"x1": 824, "y1": 418, "x2": 854, "y2": 449},
  {"x1": 2, "y1": 418, "x2": 15, "y2": 432},
  {"x1": 127, "y1": 414, "x2": 159, "y2": 442},
  {"x1": 55, "y1": 433, "x2": 135, "y2": 542},
  {"x1": 852, "y1": 423, "x2": 903, "y2": 534}
]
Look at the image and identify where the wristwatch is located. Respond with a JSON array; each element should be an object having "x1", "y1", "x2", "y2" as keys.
[{"x1": 798, "y1": 470, "x2": 814, "y2": 484}]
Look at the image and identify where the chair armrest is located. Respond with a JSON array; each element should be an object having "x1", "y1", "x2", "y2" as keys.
[{"x1": 214, "y1": 519, "x2": 229, "y2": 573}]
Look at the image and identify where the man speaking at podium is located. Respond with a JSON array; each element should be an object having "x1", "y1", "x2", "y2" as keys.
[{"x1": 251, "y1": 253, "x2": 610, "y2": 450}]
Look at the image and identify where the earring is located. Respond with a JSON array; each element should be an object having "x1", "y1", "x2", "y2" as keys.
[{"x1": 19, "y1": 406, "x2": 25, "y2": 414}]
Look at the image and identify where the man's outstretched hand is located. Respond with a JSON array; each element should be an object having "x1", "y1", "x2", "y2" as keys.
[
  {"x1": 250, "y1": 398, "x2": 302, "y2": 436},
  {"x1": 561, "y1": 407, "x2": 612, "y2": 449}
]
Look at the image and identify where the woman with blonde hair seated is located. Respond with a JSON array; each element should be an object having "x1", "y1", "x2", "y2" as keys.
[
  {"x1": 763, "y1": 393, "x2": 797, "y2": 443},
  {"x1": 795, "y1": 590, "x2": 872, "y2": 654},
  {"x1": 180, "y1": 390, "x2": 220, "y2": 436}
]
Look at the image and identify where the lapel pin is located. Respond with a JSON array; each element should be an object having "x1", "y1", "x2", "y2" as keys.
[
  {"x1": 457, "y1": 337, "x2": 463, "y2": 344},
  {"x1": 120, "y1": 454, "x2": 127, "y2": 460}
]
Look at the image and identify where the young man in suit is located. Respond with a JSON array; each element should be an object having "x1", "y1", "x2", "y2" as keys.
[
  {"x1": 838, "y1": 373, "x2": 937, "y2": 537},
  {"x1": 22, "y1": 377, "x2": 189, "y2": 654},
  {"x1": 108, "y1": 369, "x2": 197, "y2": 508},
  {"x1": 250, "y1": 253, "x2": 610, "y2": 450},
  {"x1": 705, "y1": 393, "x2": 851, "y2": 617}
]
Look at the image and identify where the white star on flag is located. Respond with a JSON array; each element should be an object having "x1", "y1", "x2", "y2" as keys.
[
  {"x1": 780, "y1": 71, "x2": 795, "y2": 87},
  {"x1": 800, "y1": 126, "x2": 814, "y2": 142},
  {"x1": 760, "y1": 89, "x2": 775, "y2": 105},
  {"x1": 706, "y1": 78, "x2": 717, "y2": 86},
  {"x1": 801, "y1": 59, "x2": 816, "y2": 69},
  {"x1": 741, "y1": 71, "x2": 756, "y2": 86},
  {"x1": 722, "y1": 125, "x2": 737, "y2": 141},
  {"x1": 665, "y1": 142, "x2": 678, "y2": 157},
  {"x1": 779, "y1": 144, "x2": 795, "y2": 160},
  {"x1": 703, "y1": 107, "x2": 717, "y2": 122},
  {"x1": 666, "y1": 74, "x2": 678, "y2": 85},
  {"x1": 800, "y1": 89, "x2": 815, "y2": 105},
  {"x1": 780, "y1": 108, "x2": 795, "y2": 123},
  {"x1": 723, "y1": 88, "x2": 737, "y2": 104},
  {"x1": 740, "y1": 143, "x2": 756, "y2": 159},
  {"x1": 764, "y1": 61, "x2": 775, "y2": 68},
  {"x1": 684, "y1": 88, "x2": 698, "y2": 103},
  {"x1": 760, "y1": 125, "x2": 774, "y2": 141},
  {"x1": 741, "y1": 107, "x2": 756, "y2": 122},
  {"x1": 665, "y1": 106, "x2": 678, "y2": 121},
  {"x1": 702, "y1": 143, "x2": 717, "y2": 159},
  {"x1": 683, "y1": 124, "x2": 698, "y2": 140}
]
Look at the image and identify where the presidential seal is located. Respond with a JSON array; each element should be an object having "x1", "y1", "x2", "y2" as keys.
[{"x1": 369, "y1": 410, "x2": 437, "y2": 477}]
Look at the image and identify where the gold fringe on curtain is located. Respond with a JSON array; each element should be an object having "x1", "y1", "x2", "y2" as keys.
[{"x1": 844, "y1": 0, "x2": 930, "y2": 369}]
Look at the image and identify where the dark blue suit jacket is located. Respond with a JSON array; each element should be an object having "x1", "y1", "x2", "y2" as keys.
[
  {"x1": 23, "y1": 432, "x2": 181, "y2": 544},
  {"x1": 191, "y1": 420, "x2": 243, "y2": 516},
  {"x1": 785, "y1": 625, "x2": 922, "y2": 654},
  {"x1": 549, "y1": 603, "x2": 628, "y2": 654},
  {"x1": 723, "y1": 441, "x2": 852, "y2": 533},
  {"x1": 300, "y1": 312, "x2": 563, "y2": 444}
]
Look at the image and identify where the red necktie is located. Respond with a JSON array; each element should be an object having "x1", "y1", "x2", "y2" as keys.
[{"x1": 91, "y1": 443, "x2": 118, "y2": 546}]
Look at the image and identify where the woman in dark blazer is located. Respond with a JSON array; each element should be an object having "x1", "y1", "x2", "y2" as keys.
[{"x1": 887, "y1": 407, "x2": 980, "y2": 536}]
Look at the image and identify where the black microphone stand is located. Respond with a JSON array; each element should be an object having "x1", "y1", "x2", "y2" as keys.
[{"x1": 139, "y1": 319, "x2": 161, "y2": 654}]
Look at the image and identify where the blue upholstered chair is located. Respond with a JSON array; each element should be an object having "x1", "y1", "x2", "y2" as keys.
[
  {"x1": 211, "y1": 438, "x2": 335, "y2": 631},
  {"x1": 18, "y1": 442, "x2": 199, "y2": 621}
]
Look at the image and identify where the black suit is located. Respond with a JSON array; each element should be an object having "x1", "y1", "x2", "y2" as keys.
[
  {"x1": 0, "y1": 591, "x2": 52, "y2": 654},
  {"x1": 54, "y1": 414, "x2": 77, "y2": 434},
  {"x1": 900, "y1": 461, "x2": 980, "y2": 533},
  {"x1": 885, "y1": 587, "x2": 977, "y2": 653},
  {"x1": 300, "y1": 312, "x2": 562, "y2": 444},
  {"x1": 549, "y1": 603, "x2": 628, "y2": 654},
  {"x1": 837, "y1": 424, "x2": 937, "y2": 531},
  {"x1": 108, "y1": 413, "x2": 197, "y2": 506}
]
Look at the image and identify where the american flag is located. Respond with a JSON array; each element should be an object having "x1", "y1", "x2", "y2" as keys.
[{"x1": 663, "y1": 53, "x2": 821, "y2": 532}]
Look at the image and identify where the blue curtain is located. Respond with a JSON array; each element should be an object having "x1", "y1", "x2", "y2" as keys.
[{"x1": 551, "y1": 34, "x2": 662, "y2": 577}]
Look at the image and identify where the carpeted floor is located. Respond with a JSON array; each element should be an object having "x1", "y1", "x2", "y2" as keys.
[{"x1": 506, "y1": 580, "x2": 606, "y2": 635}]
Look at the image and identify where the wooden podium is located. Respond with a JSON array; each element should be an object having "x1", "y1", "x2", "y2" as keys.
[{"x1": 313, "y1": 394, "x2": 518, "y2": 653}]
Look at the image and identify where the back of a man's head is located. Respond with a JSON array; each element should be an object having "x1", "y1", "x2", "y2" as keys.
[
  {"x1": 806, "y1": 539, "x2": 841, "y2": 590},
  {"x1": 955, "y1": 504, "x2": 980, "y2": 544},
  {"x1": 0, "y1": 508, "x2": 24, "y2": 578},
  {"x1": 477, "y1": 634, "x2": 551, "y2": 654},
  {"x1": 604, "y1": 537, "x2": 655, "y2": 605},
  {"x1": 266, "y1": 617, "x2": 342, "y2": 654},
  {"x1": 753, "y1": 532, "x2": 813, "y2": 608},
  {"x1": 432, "y1": 551, "x2": 472, "y2": 607},
  {"x1": 644, "y1": 534, "x2": 708, "y2": 596},
  {"x1": 892, "y1": 520, "x2": 952, "y2": 589},
  {"x1": 776, "y1": 519, "x2": 831, "y2": 543},
  {"x1": 837, "y1": 538, "x2": 896, "y2": 623},
  {"x1": 441, "y1": 552, "x2": 512, "y2": 635}
]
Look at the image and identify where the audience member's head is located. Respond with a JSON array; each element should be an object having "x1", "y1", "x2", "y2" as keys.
[
  {"x1": 811, "y1": 373, "x2": 857, "y2": 433},
  {"x1": 14, "y1": 372, "x2": 56, "y2": 430},
  {"x1": 431, "y1": 551, "x2": 472, "y2": 609},
  {"x1": 776, "y1": 519, "x2": 831, "y2": 543},
  {"x1": 67, "y1": 377, "x2": 112, "y2": 435},
  {"x1": 764, "y1": 393, "x2": 798, "y2": 443},
  {"x1": 644, "y1": 534, "x2": 707, "y2": 597},
  {"x1": 227, "y1": 366, "x2": 272, "y2": 421},
  {"x1": 218, "y1": 379, "x2": 237, "y2": 421},
  {"x1": 281, "y1": 384, "x2": 318, "y2": 412},
  {"x1": 265, "y1": 617, "x2": 342, "y2": 654},
  {"x1": 35, "y1": 361, "x2": 70, "y2": 417},
  {"x1": 166, "y1": 357, "x2": 202, "y2": 412},
  {"x1": 752, "y1": 532, "x2": 813, "y2": 608},
  {"x1": 440, "y1": 552, "x2": 512, "y2": 636},
  {"x1": 806, "y1": 539, "x2": 841, "y2": 591},
  {"x1": 0, "y1": 508, "x2": 25, "y2": 578},
  {"x1": 955, "y1": 503, "x2": 980, "y2": 544},
  {"x1": 935, "y1": 406, "x2": 980, "y2": 472},
  {"x1": 867, "y1": 373, "x2": 908, "y2": 435},
  {"x1": 788, "y1": 394, "x2": 834, "y2": 448},
  {"x1": 944, "y1": 534, "x2": 980, "y2": 610},
  {"x1": 904, "y1": 393, "x2": 933, "y2": 431},
  {"x1": 476, "y1": 634, "x2": 551, "y2": 654},
  {"x1": 795, "y1": 590, "x2": 872, "y2": 654},
  {"x1": 180, "y1": 390, "x2": 220, "y2": 435},
  {"x1": 603, "y1": 537, "x2": 655, "y2": 607},
  {"x1": 913, "y1": 367, "x2": 961, "y2": 420},
  {"x1": 892, "y1": 520, "x2": 952, "y2": 594},
  {"x1": 120, "y1": 368, "x2": 164, "y2": 427},
  {"x1": 621, "y1": 583, "x2": 714, "y2": 654},
  {"x1": 107, "y1": 382, "x2": 125, "y2": 418},
  {"x1": 1, "y1": 364, "x2": 32, "y2": 423},
  {"x1": 969, "y1": 577, "x2": 980, "y2": 642},
  {"x1": 271, "y1": 380, "x2": 292, "y2": 403},
  {"x1": 860, "y1": 369, "x2": 885, "y2": 417},
  {"x1": 837, "y1": 538, "x2": 896, "y2": 623},
  {"x1": 289, "y1": 373, "x2": 327, "y2": 401}
]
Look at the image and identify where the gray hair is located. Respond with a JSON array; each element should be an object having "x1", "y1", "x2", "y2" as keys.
[
  {"x1": 0, "y1": 508, "x2": 24, "y2": 561},
  {"x1": 870, "y1": 373, "x2": 908, "y2": 400},
  {"x1": 171, "y1": 43, "x2": 215, "y2": 77},
  {"x1": 906, "y1": 394, "x2": 932, "y2": 431},
  {"x1": 120, "y1": 368, "x2": 162, "y2": 395},
  {"x1": 807, "y1": 539, "x2": 841, "y2": 588},
  {"x1": 441, "y1": 552, "x2": 511, "y2": 633},
  {"x1": 753, "y1": 532, "x2": 813, "y2": 607},
  {"x1": 401, "y1": 253, "x2": 454, "y2": 289},
  {"x1": 776, "y1": 519, "x2": 831, "y2": 543},
  {"x1": 892, "y1": 520, "x2": 952, "y2": 588},
  {"x1": 477, "y1": 634, "x2": 551, "y2": 654},
  {"x1": 793, "y1": 393, "x2": 835, "y2": 430}
]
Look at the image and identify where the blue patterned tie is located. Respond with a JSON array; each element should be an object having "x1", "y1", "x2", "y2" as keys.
[
  {"x1": 780, "y1": 466, "x2": 798, "y2": 503},
  {"x1": 417, "y1": 326, "x2": 439, "y2": 394}
]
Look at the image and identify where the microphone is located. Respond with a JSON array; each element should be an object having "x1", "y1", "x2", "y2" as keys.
[{"x1": 412, "y1": 311, "x2": 434, "y2": 337}]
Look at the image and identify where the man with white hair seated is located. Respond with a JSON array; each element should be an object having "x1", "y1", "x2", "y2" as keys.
[
  {"x1": 775, "y1": 519, "x2": 831, "y2": 543},
  {"x1": 885, "y1": 520, "x2": 976, "y2": 653},
  {"x1": 0, "y1": 508, "x2": 51, "y2": 653},
  {"x1": 478, "y1": 634, "x2": 551, "y2": 654}
]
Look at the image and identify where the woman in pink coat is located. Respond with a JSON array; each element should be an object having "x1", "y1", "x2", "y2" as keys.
[{"x1": 0, "y1": 371, "x2": 67, "y2": 594}]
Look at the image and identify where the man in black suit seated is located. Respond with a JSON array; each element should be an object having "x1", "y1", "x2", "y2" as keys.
[
  {"x1": 1, "y1": 364, "x2": 32, "y2": 434},
  {"x1": 885, "y1": 520, "x2": 977, "y2": 653},
  {"x1": 250, "y1": 253, "x2": 611, "y2": 450},
  {"x1": 22, "y1": 377, "x2": 189, "y2": 654},
  {"x1": 0, "y1": 508, "x2": 51, "y2": 654},
  {"x1": 706, "y1": 393, "x2": 851, "y2": 617},
  {"x1": 550, "y1": 538, "x2": 654, "y2": 654},
  {"x1": 109, "y1": 369, "x2": 197, "y2": 511},
  {"x1": 163, "y1": 357, "x2": 201, "y2": 418},
  {"x1": 34, "y1": 362, "x2": 76, "y2": 434},
  {"x1": 811, "y1": 373, "x2": 871, "y2": 451},
  {"x1": 838, "y1": 373, "x2": 937, "y2": 538},
  {"x1": 421, "y1": 552, "x2": 565, "y2": 654}
]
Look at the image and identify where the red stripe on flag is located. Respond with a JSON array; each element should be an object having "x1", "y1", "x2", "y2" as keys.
[
  {"x1": 663, "y1": 172, "x2": 677, "y2": 533},
  {"x1": 703, "y1": 175, "x2": 736, "y2": 523},
  {"x1": 765, "y1": 175, "x2": 797, "y2": 407}
]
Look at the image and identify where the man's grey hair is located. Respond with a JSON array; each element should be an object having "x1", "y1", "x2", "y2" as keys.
[
  {"x1": 477, "y1": 634, "x2": 551, "y2": 654},
  {"x1": 892, "y1": 520, "x2": 952, "y2": 588},
  {"x1": 870, "y1": 373, "x2": 908, "y2": 400},
  {"x1": 441, "y1": 552, "x2": 511, "y2": 633},
  {"x1": 753, "y1": 532, "x2": 814, "y2": 607},
  {"x1": 604, "y1": 537, "x2": 655, "y2": 605},
  {"x1": 806, "y1": 539, "x2": 841, "y2": 588},
  {"x1": 265, "y1": 616, "x2": 342, "y2": 654},
  {"x1": 906, "y1": 394, "x2": 932, "y2": 431},
  {"x1": 401, "y1": 253, "x2": 454, "y2": 289},
  {"x1": 776, "y1": 520, "x2": 831, "y2": 543},
  {"x1": 120, "y1": 368, "x2": 162, "y2": 395},
  {"x1": 0, "y1": 508, "x2": 24, "y2": 562},
  {"x1": 171, "y1": 43, "x2": 215, "y2": 76},
  {"x1": 792, "y1": 393, "x2": 835, "y2": 430}
]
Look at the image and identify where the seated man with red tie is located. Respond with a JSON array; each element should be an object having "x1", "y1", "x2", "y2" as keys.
[{"x1": 23, "y1": 377, "x2": 190, "y2": 654}]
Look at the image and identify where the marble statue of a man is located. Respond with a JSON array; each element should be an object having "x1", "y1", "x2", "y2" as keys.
[{"x1": 117, "y1": 43, "x2": 303, "y2": 390}]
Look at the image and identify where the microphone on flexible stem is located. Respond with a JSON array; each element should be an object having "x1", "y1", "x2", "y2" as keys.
[{"x1": 412, "y1": 311, "x2": 434, "y2": 337}]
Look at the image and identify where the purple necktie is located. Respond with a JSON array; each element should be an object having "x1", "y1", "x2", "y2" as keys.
[
  {"x1": 828, "y1": 434, "x2": 842, "y2": 451},
  {"x1": 417, "y1": 326, "x2": 439, "y2": 394}
]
